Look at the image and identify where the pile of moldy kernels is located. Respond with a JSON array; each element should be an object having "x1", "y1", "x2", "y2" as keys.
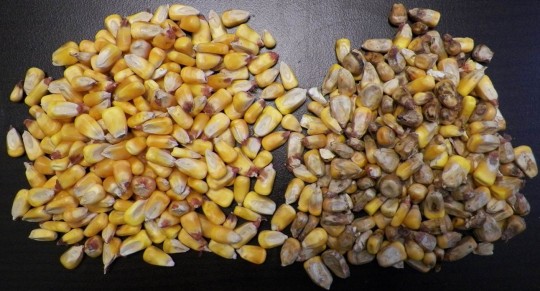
[{"x1": 274, "y1": 3, "x2": 537, "y2": 289}]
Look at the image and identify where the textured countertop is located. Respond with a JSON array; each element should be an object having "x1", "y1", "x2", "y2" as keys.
[{"x1": 0, "y1": 1, "x2": 539, "y2": 290}]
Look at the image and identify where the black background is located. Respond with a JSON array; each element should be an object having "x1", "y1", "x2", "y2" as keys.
[{"x1": 1, "y1": 1, "x2": 539, "y2": 290}]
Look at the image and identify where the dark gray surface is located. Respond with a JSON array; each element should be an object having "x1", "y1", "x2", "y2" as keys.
[{"x1": 0, "y1": 1, "x2": 539, "y2": 290}]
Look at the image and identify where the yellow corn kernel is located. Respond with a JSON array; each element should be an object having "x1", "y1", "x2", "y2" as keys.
[
  {"x1": 280, "y1": 62, "x2": 299, "y2": 90},
  {"x1": 144, "y1": 191, "x2": 170, "y2": 220},
  {"x1": 167, "y1": 50, "x2": 196, "y2": 67},
  {"x1": 11, "y1": 189, "x2": 30, "y2": 220},
  {"x1": 6, "y1": 127, "x2": 25, "y2": 158},
  {"x1": 261, "y1": 131, "x2": 290, "y2": 151},
  {"x1": 223, "y1": 102, "x2": 243, "y2": 120},
  {"x1": 172, "y1": 36, "x2": 193, "y2": 56},
  {"x1": 101, "y1": 236, "x2": 121, "y2": 273},
  {"x1": 243, "y1": 191, "x2": 276, "y2": 215},
  {"x1": 320, "y1": 106, "x2": 342, "y2": 134},
  {"x1": 254, "y1": 164, "x2": 276, "y2": 196},
  {"x1": 244, "y1": 99, "x2": 266, "y2": 124},
  {"x1": 163, "y1": 235, "x2": 190, "y2": 253},
  {"x1": 457, "y1": 68, "x2": 486, "y2": 97},
  {"x1": 253, "y1": 106, "x2": 283, "y2": 137},
  {"x1": 229, "y1": 176, "x2": 250, "y2": 206},
  {"x1": 142, "y1": 220, "x2": 166, "y2": 244},
  {"x1": 24, "y1": 77, "x2": 51, "y2": 106},
  {"x1": 363, "y1": 196, "x2": 386, "y2": 216},
  {"x1": 256, "y1": 230, "x2": 287, "y2": 249},
  {"x1": 178, "y1": 228, "x2": 208, "y2": 252},
  {"x1": 21, "y1": 130, "x2": 43, "y2": 161},
  {"x1": 203, "y1": 150, "x2": 226, "y2": 180},
  {"x1": 223, "y1": 52, "x2": 251, "y2": 71},
  {"x1": 142, "y1": 245, "x2": 174, "y2": 267},
  {"x1": 52, "y1": 41, "x2": 79, "y2": 66},
  {"x1": 248, "y1": 52, "x2": 278, "y2": 75},
  {"x1": 240, "y1": 137, "x2": 260, "y2": 160},
  {"x1": 100, "y1": 223, "x2": 116, "y2": 243},
  {"x1": 35, "y1": 110, "x2": 62, "y2": 137},
  {"x1": 73, "y1": 114, "x2": 105, "y2": 141},
  {"x1": 59, "y1": 245, "x2": 84, "y2": 270},
  {"x1": 256, "y1": 28, "x2": 276, "y2": 49},
  {"x1": 207, "y1": 240, "x2": 236, "y2": 259},
  {"x1": 302, "y1": 227, "x2": 328, "y2": 249},
  {"x1": 227, "y1": 120, "x2": 248, "y2": 145},
  {"x1": 203, "y1": 113, "x2": 231, "y2": 139},
  {"x1": 116, "y1": 224, "x2": 142, "y2": 237},
  {"x1": 180, "y1": 211, "x2": 202, "y2": 240},
  {"x1": 83, "y1": 212, "x2": 108, "y2": 237},
  {"x1": 174, "y1": 158, "x2": 207, "y2": 180},
  {"x1": 40, "y1": 221, "x2": 71, "y2": 233},
  {"x1": 100, "y1": 141, "x2": 130, "y2": 161},
  {"x1": 58, "y1": 228, "x2": 84, "y2": 245},
  {"x1": 140, "y1": 117, "x2": 173, "y2": 135},
  {"x1": 439, "y1": 125, "x2": 463, "y2": 138},
  {"x1": 214, "y1": 140, "x2": 238, "y2": 164},
  {"x1": 127, "y1": 113, "x2": 154, "y2": 130},
  {"x1": 112, "y1": 160, "x2": 131, "y2": 193},
  {"x1": 164, "y1": 106, "x2": 193, "y2": 131},
  {"x1": 475, "y1": 75, "x2": 498, "y2": 104},
  {"x1": 254, "y1": 67, "x2": 279, "y2": 88},
  {"x1": 253, "y1": 150, "x2": 273, "y2": 169},
  {"x1": 119, "y1": 230, "x2": 152, "y2": 257},
  {"x1": 473, "y1": 153, "x2": 499, "y2": 186},
  {"x1": 234, "y1": 23, "x2": 261, "y2": 46},
  {"x1": 490, "y1": 176, "x2": 522, "y2": 200},
  {"x1": 114, "y1": 18, "x2": 131, "y2": 51},
  {"x1": 24, "y1": 119, "x2": 45, "y2": 140},
  {"x1": 279, "y1": 115, "x2": 301, "y2": 133},
  {"x1": 56, "y1": 165, "x2": 85, "y2": 190},
  {"x1": 194, "y1": 42, "x2": 228, "y2": 55},
  {"x1": 145, "y1": 135, "x2": 177, "y2": 149},
  {"x1": 114, "y1": 80, "x2": 145, "y2": 102},
  {"x1": 83, "y1": 91, "x2": 111, "y2": 107},
  {"x1": 50, "y1": 157, "x2": 69, "y2": 171},
  {"x1": 203, "y1": 89, "x2": 232, "y2": 115},
  {"x1": 24, "y1": 67, "x2": 46, "y2": 95},
  {"x1": 27, "y1": 228, "x2": 57, "y2": 242},
  {"x1": 191, "y1": 17, "x2": 210, "y2": 45},
  {"x1": 206, "y1": 9, "x2": 226, "y2": 38},
  {"x1": 145, "y1": 147, "x2": 175, "y2": 168},
  {"x1": 24, "y1": 163, "x2": 46, "y2": 188},
  {"x1": 237, "y1": 245, "x2": 266, "y2": 264},
  {"x1": 170, "y1": 148, "x2": 200, "y2": 160},
  {"x1": 406, "y1": 75, "x2": 435, "y2": 94},
  {"x1": 92, "y1": 44, "x2": 122, "y2": 72},
  {"x1": 199, "y1": 216, "x2": 241, "y2": 244},
  {"x1": 221, "y1": 9, "x2": 250, "y2": 27},
  {"x1": 62, "y1": 205, "x2": 89, "y2": 223},
  {"x1": 231, "y1": 91, "x2": 255, "y2": 114},
  {"x1": 185, "y1": 139, "x2": 213, "y2": 156},
  {"x1": 206, "y1": 188, "x2": 234, "y2": 208},
  {"x1": 271, "y1": 204, "x2": 296, "y2": 231},
  {"x1": 229, "y1": 148, "x2": 258, "y2": 177},
  {"x1": 123, "y1": 199, "x2": 146, "y2": 226},
  {"x1": 202, "y1": 200, "x2": 226, "y2": 225},
  {"x1": 233, "y1": 205, "x2": 262, "y2": 222},
  {"x1": 415, "y1": 122, "x2": 439, "y2": 148},
  {"x1": 102, "y1": 106, "x2": 127, "y2": 139}
]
